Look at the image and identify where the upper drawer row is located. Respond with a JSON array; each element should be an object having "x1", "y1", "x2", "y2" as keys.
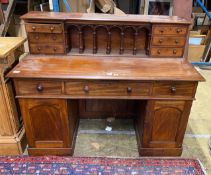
[
  {"x1": 14, "y1": 80, "x2": 196, "y2": 98},
  {"x1": 25, "y1": 23, "x2": 63, "y2": 33},
  {"x1": 25, "y1": 23, "x2": 187, "y2": 36}
]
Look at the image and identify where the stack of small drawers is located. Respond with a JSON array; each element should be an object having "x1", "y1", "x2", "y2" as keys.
[
  {"x1": 150, "y1": 25, "x2": 188, "y2": 57},
  {"x1": 26, "y1": 23, "x2": 66, "y2": 54}
]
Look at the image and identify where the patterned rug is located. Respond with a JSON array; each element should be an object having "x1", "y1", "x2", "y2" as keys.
[{"x1": 0, "y1": 156, "x2": 206, "y2": 175}]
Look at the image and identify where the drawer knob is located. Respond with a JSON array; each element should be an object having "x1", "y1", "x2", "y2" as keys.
[
  {"x1": 84, "y1": 85, "x2": 89, "y2": 93},
  {"x1": 127, "y1": 87, "x2": 132, "y2": 93},
  {"x1": 50, "y1": 26, "x2": 55, "y2": 32},
  {"x1": 157, "y1": 49, "x2": 161, "y2": 54},
  {"x1": 52, "y1": 36, "x2": 57, "y2": 40},
  {"x1": 177, "y1": 29, "x2": 182, "y2": 33},
  {"x1": 35, "y1": 35, "x2": 39, "y2": 40},
  {"x1": 159, "y1": 39, "x2": 163, "y2": 44},
  {"x1": 170, "y1": 86, "x2": 176, "y2": 94},
  {"x1": 160, "y1": 29, "x2": 164, "y2": 33},
  {"x1": 37, "y1": 84, "x2": 44, "y2": 92},
  {"x1": 53, "y1": 48, "x2": 57, "y2": 52},
  {"x1": 32, "y1": 26, "x2": 36, "y2": 31},
  {"x1": 175, "y1": 40, "x2": 179, "y2": 44},
  {"x1": 37, "y1": 47, "x2": 41, "y2": 51},
  {"x1": 173, "y1": 49, "x2": 177, "y2": 54}
]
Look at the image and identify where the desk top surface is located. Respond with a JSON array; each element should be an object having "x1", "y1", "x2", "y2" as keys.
[
  {"x1": 7, "y1": 55, "x2": 204, "y2": 82},
  {"x1": 21, "y1": 12, "x2": 191, "y2": 24},
  {"x1": 0, "y1": 37, "x2": 26, "y2": 58}
]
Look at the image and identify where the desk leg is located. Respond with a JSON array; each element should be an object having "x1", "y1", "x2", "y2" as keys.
[
  {"x1": 19, "y1": 99, "x2": 79, "y2": 156},
  {"x1": 136, "y1": 100, "x2": 192, "y2": 156}
]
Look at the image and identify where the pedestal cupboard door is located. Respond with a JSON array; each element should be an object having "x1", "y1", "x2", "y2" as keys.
[
  {"x1": 143, "y1": 100, "x2": 192, "y2": 148},
  {"x1": 19, "y1": 99, "x2": 70, "y2": 148}
]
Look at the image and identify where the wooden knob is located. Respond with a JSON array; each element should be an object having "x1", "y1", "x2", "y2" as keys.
[
  {"x1": 35, "y1": 35, "x2": 39, "y2": 40},
  {"x1": 177, "y1": 29, "x2": 182, "y2": 33},
  {"x1": 173, "y1": 49, "x2": 177, "y2": 54},
  {"x1": 37, "y1": 47, "x2": 41, "y2": 51},
  {"x1": 170, "y1": 86, "x2": 176, "y2": 94},
  {"x1": 52, "y1": 36, "x2": 57, "y2": 40},
  {"x1": 53, "y1": 48, "x2": 57, "y2": 52},
  {"x1": 160, "y1": 29, "x2": 164, "y2": 33},
  {"x1": 50, "y1": 26, "x2": 55, "y2": 32},
  {"x1": 159, "y1": 39, "x2": 163, "y2": 44},
  {"x1": 157, "y1": 49, "x2": 161, "y2": 54},
  {"x1": 84, "y1": 85, "x2": 89, "y2": 93},
  {"x1": 32, "y1": 26, "x2": 36, "y2": 31},
  {"x1": 127, "y1": 87, "x2": 132, "y2": 93},
  {"x1": 37, "y1": 84, "x2": 44, "y2": 92},
  {"x1": 175, "y1": 40, "x2": 179, "y2": 44}
]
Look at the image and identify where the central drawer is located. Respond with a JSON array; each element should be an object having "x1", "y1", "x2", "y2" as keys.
[{"x1": 65, "y1": 81, "x2": 152, "y2": 97}]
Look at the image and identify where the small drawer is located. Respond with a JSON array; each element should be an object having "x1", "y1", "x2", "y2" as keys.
[
  {"x1": 151, "y1": 47, "x2": 183, "y2": 57},
  {"x1": 25, "y1": 23, "x2": 63, "y2": 33},
  {"x1": 153, "y1": 82, "x2": 196, "y2": 97},
  {"x1": 65, "y1": 81, "x2": 152, "y2": 97},
  {"x1": 152, "y1": 37, "x2": 186, "y2": 46},
  {"x1": 153, "y1": 26, "x2": 187, "y2": 35},
  {"x1": 14, "y1": 80, "x2": 62, "y2": 96},
  {"x1": 30, "y1": 44, "x2": 65, "y2": 54},
  {"x1": 28, "y1": 33, "x2": 64, "y2": 43}
]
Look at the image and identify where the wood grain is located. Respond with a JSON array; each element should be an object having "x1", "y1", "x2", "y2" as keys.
[{"x1": 7, "y1": 55, "x2": 205, "y2": 82}]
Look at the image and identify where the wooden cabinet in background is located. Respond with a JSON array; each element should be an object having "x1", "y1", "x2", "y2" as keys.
[{"x1": 0, "y1": 37, "x2": 26, "y2": 155}]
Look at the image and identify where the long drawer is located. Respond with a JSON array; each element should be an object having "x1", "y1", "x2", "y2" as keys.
[{"x1": 65, "y1": 80, "x2": 152, "y2": 97}]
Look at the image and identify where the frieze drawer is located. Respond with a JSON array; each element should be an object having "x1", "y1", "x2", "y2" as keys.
[
  {"x1": 14, "y1": 80, "x2": 63, "y2": 96},
  {"x1": 65, "y1": 81, "x2": 152, "y2": 97},
  {"x1": 25, "y1": 23, "x2": 63, "y2": 33},
  {"x1": 153, "y1": 82, "x2": 196, "y2": 97}
]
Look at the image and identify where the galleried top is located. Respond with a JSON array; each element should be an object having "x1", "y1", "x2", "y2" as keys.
[{"x1": 21, "y1": 11, "x2": 191, "y2": 24}]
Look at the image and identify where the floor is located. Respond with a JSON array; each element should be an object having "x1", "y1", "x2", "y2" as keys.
[{"x1": 74, "y1": 68, "x2": 211, "y2": 174}]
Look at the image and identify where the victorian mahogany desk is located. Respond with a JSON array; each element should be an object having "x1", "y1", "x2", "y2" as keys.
[{"x1": 7, "y1": 12, "x2": 204, "y2": 156}]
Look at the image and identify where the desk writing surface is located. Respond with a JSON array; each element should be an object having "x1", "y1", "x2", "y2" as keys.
[{"x1": 7, "y1": 55, "x2": 204, "y2": 82}]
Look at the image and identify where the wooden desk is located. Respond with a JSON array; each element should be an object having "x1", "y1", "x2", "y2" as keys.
[
  {"x1": 0, "y1": 37, "x2": 26, "y2": 155},
  {"x1": 7, "y1": 12, "x2": 204, "y2": 156},
  {"x1": 8, "y1": 55, "x2": 204, "y2": 156}
]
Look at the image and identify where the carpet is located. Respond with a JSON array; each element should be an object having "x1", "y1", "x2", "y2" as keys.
[{"x1": 0, "y1": 156, "x2": 206, "y2": 175}]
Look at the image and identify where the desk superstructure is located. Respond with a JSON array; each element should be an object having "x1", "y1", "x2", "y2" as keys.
[{"x1": 8, "y1": 12, "x2": 204, "y2": 156}]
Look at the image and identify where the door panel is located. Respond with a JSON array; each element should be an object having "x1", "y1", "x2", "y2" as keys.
[
  {"x1": 143, "y1": 100, "x2": 192, "y2": 148},
  {"x1": 19, "y1": 99, "x2": 70, "y2": 148}
]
